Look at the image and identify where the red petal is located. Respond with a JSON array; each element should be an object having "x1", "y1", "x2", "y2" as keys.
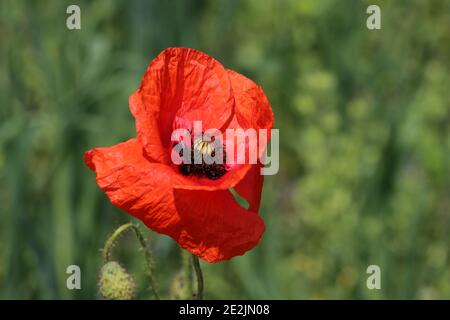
[
  {"x1": 83, "y1": 139, "x2": 182, "y2": 237},
  {"x1": 234, "y1": 163, "x2": 264, "y2": 212},
  {"x1": 131, "y1": 48, "x2": 235, "y2": 163},
  {"x1": 173, "y1": 189, "x2": 265, "y2": 262},
  {"x1": 129, "y1": 92, "x2": 169, "y2": 163},
  {"x1": 227, "y1": 69, "x2": 274, "y2": 140}
]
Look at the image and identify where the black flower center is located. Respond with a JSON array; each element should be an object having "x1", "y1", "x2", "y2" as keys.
[{"x1": 175, "y1": 134, "x2": 227, "y2": 180}]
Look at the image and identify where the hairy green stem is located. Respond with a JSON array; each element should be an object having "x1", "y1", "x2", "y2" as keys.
[
  {"x1": 192, "y1": 255, "x2": 204, "y2": 300},
  {"x1": 182, "y1": 250, "x2": 194, "y2": 298},
  {"x1": 103, "y1": 222, "x2": 160, "y2": 299}
]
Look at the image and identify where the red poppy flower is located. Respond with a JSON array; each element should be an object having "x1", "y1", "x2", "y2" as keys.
[{"x1": 84, "y1": 48, "x2": 274, "y2": 262}]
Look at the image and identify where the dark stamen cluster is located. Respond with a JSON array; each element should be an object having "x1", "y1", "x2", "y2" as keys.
[{"x1": 175, "y1": 134, "x2": 227, "y2": 180}]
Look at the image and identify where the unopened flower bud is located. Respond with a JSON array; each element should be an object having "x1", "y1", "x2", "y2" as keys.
[
  {"x1": 170, "y1": 270, "x2": 190, "y2": 300},
  {"x1": 99, "y1": 261, "x2": 136, "y2": 300}
]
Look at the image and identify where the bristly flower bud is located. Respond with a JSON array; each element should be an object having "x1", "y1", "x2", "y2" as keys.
[
  {"x1": 169, "y1": 270, "x2": 190, "y2": 300},
  {"x1": 99, "y1": 261, "x2": 136, "y2": 300}
]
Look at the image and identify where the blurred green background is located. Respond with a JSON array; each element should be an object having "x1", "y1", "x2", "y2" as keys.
[{"x1": 1, "y1": 0, "x2": 449, "y2": 299}]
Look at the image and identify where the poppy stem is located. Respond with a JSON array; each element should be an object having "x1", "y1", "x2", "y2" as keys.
[
  {"x1": 191, "y1": 255, "x2": 204, "y2": 300},
  {"x1": 181, "y1": 250, "x2": 194, "y2": 298},
  {"x1": 103, "y1": 222, "x2": 160, "y2": 300}
]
